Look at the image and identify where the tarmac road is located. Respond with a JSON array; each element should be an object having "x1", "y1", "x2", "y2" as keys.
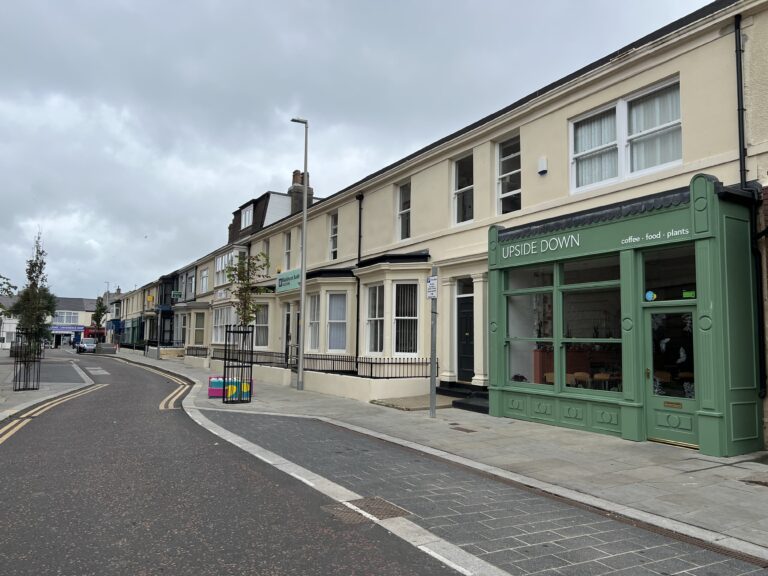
[{"x1": 0, "y1": 350, "x2": 455, "y2": 576}]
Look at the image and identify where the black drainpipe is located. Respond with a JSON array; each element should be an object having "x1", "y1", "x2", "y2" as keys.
[
  {"x1": 735, "y1": 14, "x2": 767, "y2": 399},
  {"x1": 354, "y1": 193, "x2": 364, "y2": 361}
]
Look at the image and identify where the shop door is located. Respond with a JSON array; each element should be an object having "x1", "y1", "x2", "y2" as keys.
[
  {"x1": 644, "y1": 309, "x2": 698, "y2": 447},
  {"x1": 457, "y1": 297, "x2": 474, "y2": 383}
]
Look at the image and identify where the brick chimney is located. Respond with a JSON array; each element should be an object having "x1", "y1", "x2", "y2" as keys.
[{"x1": 288, "y1": 169, "x2": 314, "y2": 214}]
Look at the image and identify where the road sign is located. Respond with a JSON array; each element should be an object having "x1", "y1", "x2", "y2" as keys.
[
  {"x1": 171, "y1": 290, "x2": 183, "y2": 299},
  {"x1": 426, "y1": 275, "x2": 438, "y2": 299}
]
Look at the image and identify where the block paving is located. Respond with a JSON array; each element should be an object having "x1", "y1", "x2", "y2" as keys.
[{"x1": 202, "y1": 411, "x2": 768, "y2": 576}]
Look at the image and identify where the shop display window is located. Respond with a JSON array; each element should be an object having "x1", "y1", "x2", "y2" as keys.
[
  {"x1": 563, "y1": 288, "x2": 620, "y2": 339},
  {"x1": 506, "y1": 264, "x2": 553, "y2": 290},
  {"x1": 563, "y1": 254, "x2": 619, "y2": 284},
  {"x1": 644, "y1": 244, "x2": 696, "y2": 301},
  {"x1": 505, "y1": 256, "x2": 622, "y2": 392},
  {"x1": 564, "y1": 342, "x2": 622, "y2": 392}
]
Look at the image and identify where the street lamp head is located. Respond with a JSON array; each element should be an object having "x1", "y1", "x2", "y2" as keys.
[{"x1": 291, "y1": 117, "x2": 308, "y2": 125}]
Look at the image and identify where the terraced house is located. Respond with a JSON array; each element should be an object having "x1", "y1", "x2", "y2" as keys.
[{"x1": 115, "y1": 0, "x2": 768, "y2": 456}]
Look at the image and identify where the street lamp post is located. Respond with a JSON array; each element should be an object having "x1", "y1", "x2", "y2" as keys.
[
  {"x1": 104, "y1": 281, "x2": 111, "y2": 344},
  {"x1": 291, "y1": 117, "x2": 308, "y2": 391}
]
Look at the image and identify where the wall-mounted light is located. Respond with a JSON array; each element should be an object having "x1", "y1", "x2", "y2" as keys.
[{"x1": 538, "y1": 156, "x2": 548, "y2": 176}]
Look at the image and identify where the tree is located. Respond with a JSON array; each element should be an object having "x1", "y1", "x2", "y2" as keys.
[
  {"x1": 225, "y1": 251, "x2": 269, "y2": 326},
  {"x1": 92, "y1": 296, "x2": 107, "y2": 330},
  {"x1": 0, "y1": 274, "x2": 16, "y2": 297},
  {"x1": 10, "y1": 233, "x2": 57, "y2": 342}
]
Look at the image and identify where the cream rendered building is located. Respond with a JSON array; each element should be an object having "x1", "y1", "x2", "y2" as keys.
[
  {"x1": 235, "y1": 0, "x2": 768, "y2": 407},
  {"x1": 118, "y1": 0, "x2": 768, "y2": 447}
]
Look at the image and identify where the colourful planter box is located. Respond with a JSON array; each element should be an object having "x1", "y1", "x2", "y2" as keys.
[{"x1": 208, "y1": 376, "x2": 252, "y2": 399}]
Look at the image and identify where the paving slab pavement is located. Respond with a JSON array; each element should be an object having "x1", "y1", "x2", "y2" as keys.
[
  {"x1": 105, "y1": 350, "x2": 768, "y2": 561},
  {"x1": 0, "y1": 349, "x2": 94, "y2": 422}
]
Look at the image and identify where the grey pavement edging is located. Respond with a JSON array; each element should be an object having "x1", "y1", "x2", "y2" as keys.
[
  {"x1": 0, "y1": 361, "x2": 94, "y2": 423},
  {"x1": 182, "y1": 384, "x2": 511, "y2": 576}
]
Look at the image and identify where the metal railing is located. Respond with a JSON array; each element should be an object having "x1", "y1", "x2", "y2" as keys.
[
  {"x1": 357, "y1": 356, "x2": 434, "y2": 379},
  {"x1": 208, "y1": 347, "x2": 435, "y2": 379},
  {"x1": 185, "y1": 346, "x2": 208, "y2": 357}
]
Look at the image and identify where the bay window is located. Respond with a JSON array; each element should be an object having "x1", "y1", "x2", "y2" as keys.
[
  {"x1": 327, "y1": 293, "x2": 347, "y2": 351},
  {"x1": 394, "y1": 283, "x2": 418, "y2": 354},
  {"x1": 367, "y1": 285, "x2": 384, "y2": 353},
  {"x1": 254, "y1": 304, "x2": 269, "y2": 347},
  {"x1": 308, "y1": 294, "x2": 320, "y2": 351}
]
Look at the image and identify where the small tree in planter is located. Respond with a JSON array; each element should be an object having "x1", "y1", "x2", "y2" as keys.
[
  {"x1": 225, "y1": 251, "x2": 270, "y2": 347},
  {"x1": 222, "y1": 251, "x2": 269, "y2": 401}
]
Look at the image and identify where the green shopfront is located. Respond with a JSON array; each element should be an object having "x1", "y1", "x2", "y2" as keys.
[{"x1": 488, "y1": 175, "x2": 763, "y2": 457}]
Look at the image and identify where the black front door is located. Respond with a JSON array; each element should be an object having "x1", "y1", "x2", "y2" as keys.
[{"x1": 457, "y1": 297, "x2": 474, "y2": 382}]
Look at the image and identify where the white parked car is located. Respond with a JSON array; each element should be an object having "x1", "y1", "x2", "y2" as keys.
[{"x1": 77, "y1": 338, "x2": 97, "y2": 353}]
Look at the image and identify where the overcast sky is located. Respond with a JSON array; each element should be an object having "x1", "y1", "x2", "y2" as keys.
[{"x1": 1, "y1": 0, "x2": 712, "y2": 299}]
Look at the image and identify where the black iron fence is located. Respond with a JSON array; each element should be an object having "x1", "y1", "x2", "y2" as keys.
[
  {"x1": 185, "y1": 346, "x2": 208, "y2": 357},
  {"x1": 357, "y1": 356, "x2": 434, "y2": 378},
  {"x1": 209, "y1": 347, "x2": 434, "y2": 379}
]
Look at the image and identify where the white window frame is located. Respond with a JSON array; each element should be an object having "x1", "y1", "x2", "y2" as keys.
[
  {"x1": 367, "y1": 284, "x2": 384, "y2": 354},
  {"x1": 497, "y1": 136, "x2": 521, "y2": 214},
  {"x1": 262, "y1": 239, "x2": 270, "y2": 274},
  {"x1": 308, "y1": 293, "x2": 320, "y2": 351},
  {"x1": 54, "y1": 311, "x2": 78, "y2": 324},
  {"x1": 453, "y1": 153, "x2": 474, "y2": 225},
  {"x1": 326, "y1": 292, "x2": 347, "y2": 352},
  {"x1": 570, "y1": 79, "x2": 681, "y2": 194},
  {"x1": 393, "y1": 282, "x2": 418, "y2": 355},
  {"x1": 214, "y1": 250, "x2": 244, "y2": 286},
  {"x1": 329, "y1": 213, "x2": 338, "y2": 260},
  {"x1": 397, "y1": 182, "x2": 411, "y2": 240},
  {"x1": 284, "y1": 231, "x2": 292, "y2": 270},
  {"x1": 185, "y1": 273, "x2": 195, "y2": 300},
  {"x1": 194, "y1": 312, "x2": 205, "y2": 345},
  {"x1": 200, "y1": 268, "x2": 209, "y2": 293},
  {"x1": 212, "y1": 306, "x2": 235, "y2": 344},
  {"x1": 253, "y1": 304, "x2": 269, "y2": 348},
  {"x1": 241, "y1": 205, "x2": 253, "y2": 229}
]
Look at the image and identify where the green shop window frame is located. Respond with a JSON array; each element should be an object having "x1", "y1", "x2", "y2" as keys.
[{"x1": 503, "y1": 257, "x2": 623, "y2": 394}]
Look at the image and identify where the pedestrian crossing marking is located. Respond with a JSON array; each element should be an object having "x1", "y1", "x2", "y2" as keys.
[{"x1": 85, "y1": 367, "x2": 110, "y2": 376}]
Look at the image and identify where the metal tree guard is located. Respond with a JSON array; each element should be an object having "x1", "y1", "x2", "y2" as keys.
[
  {"x1": 223, "y1": 324, "x2": 253, "y2": 403},
  {"x1": 13, "y1": 330, "x2": 42, "y2": 391}
]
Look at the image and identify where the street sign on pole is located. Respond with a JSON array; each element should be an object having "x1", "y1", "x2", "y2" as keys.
[
  {"x1": 427, "y1": 275, "x2": 438, "y2": 299},
  {"x1": 429, "y1": 268, "x2": 437, "y2": 418}
]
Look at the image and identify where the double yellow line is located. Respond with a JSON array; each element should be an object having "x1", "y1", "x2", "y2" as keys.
[
  {"x1": 0, "y1": 384, "x2": 109, "y2": 447},
  {"x1": 146, "y1": 368, "x2": 191, "y2": 411},
  {"x1": 100, "y1": 358, "x2": 190, "y2": 411}
]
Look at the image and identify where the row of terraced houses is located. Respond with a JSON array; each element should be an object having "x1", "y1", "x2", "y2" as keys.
[{"x1": 108, "y1": 0, "x2": 768, "y2": 457}]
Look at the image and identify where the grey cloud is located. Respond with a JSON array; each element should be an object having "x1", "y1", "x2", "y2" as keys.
[{"x1": 0, "y1": 0, "x2": 710, "y2": 296}]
